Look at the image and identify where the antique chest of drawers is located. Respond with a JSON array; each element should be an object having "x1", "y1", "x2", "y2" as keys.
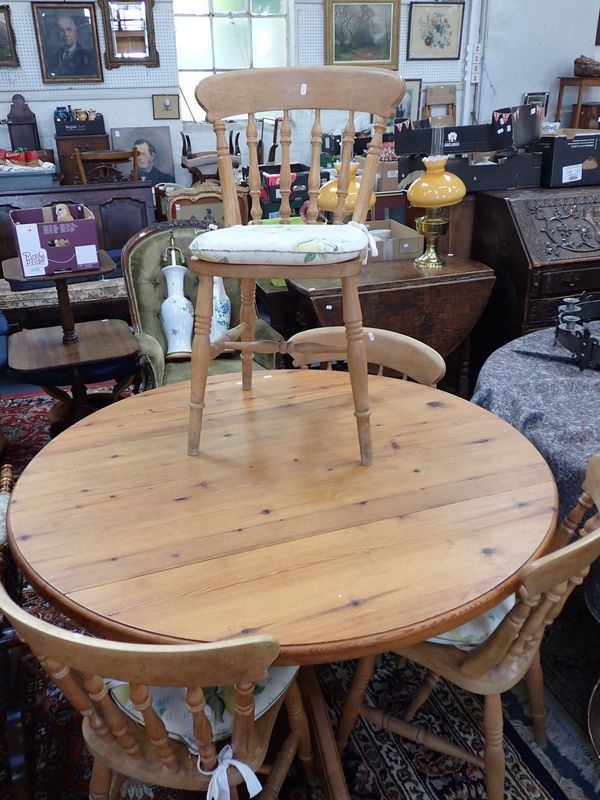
[{"x1": 471, "y1": 187, "x2": 600, "y2": 368}]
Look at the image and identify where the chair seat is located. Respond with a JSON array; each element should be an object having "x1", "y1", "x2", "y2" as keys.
[
  {"x1": 107, "y1": 665, "x2": 298, "y2": 749},
  {"x1": 189, "y1": 222, "x2": 374, "y2": 268},
  {"x1": 427, "y1": 595, "x2": 516, "y2": 651}
]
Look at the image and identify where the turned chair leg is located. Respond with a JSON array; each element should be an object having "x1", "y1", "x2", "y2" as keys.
[
  {"x1": 341, "y1": 276, "x2": 372, "y2": 466},
  {"x1": 284, "y1": 680, "x2": 318, "y2": 785},
  {"x1": 240, "y1": 277, "x2": 257, "y2": 392},
  {"x1": 525, "y1": 649, "x2": 547, "y2": 746},
  {"x1": 403, "y1": 670, "x2": 440, "y2": 722},
  {"x1": 336, "y1": 654, "x2": 377, "y2": 752},
  {"x1": 483, "y1": 693, "x2": 505, "y2": 800},
  {"x1": 188, "y1": 273, "x2": 214, "y2": 456},
  {"x1": 89, "y1": 759, "x2": 112, "y2": 800}
]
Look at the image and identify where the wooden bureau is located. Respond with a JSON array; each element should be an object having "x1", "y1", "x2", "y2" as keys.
[{"x1": 471, "y1": 187, "x2": 600, "y2": 369}]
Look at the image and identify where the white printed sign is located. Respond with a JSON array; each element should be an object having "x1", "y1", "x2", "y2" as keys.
[
  {"x1": 15, "y1": 224, "x2": 48, "y2": 276},
  {"x1": 562, "y1": 163, "x2": 583, "y2": 184},
  {"x1": 75, "y1": 244, "x2": 98, "y2": 267}
]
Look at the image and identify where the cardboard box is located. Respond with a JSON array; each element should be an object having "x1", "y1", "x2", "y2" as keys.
[
  {"x1": 355, "y1": 156, "x2": 399, "y2": 192},
  {"x1": 259, "y1": 162, "x2": 329, "y2": 204},
  {"x1": 395, "y1": 104, "x2": 543, "y2": 156},
  {"x1": 10, "y1": 204, "x2": 99, "y2": 278},
  {"x1": 538, "y1": 129, "x2": 600, "y2": 187},
  {"x1": 367, "y1": 219, "x2": 423, "y2": 262},
  {"x1": 397, "y1": 152, "x2": 542, "y2": 193},
  {"x1": 53, "y1": 113, "x2": 106, "y2": 137}
]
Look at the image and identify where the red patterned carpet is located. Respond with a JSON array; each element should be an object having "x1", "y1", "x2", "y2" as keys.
[{"x1": 1, "y1": 392, "x2": 599, "y2": 799}]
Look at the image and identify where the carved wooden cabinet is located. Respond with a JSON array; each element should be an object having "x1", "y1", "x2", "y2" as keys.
[
  {"x1": 55, "y1": 134, "x2": 110, "y2": 184},
  {"x1": 471, "y1": 187, "x2": 600, "y2": 368}
]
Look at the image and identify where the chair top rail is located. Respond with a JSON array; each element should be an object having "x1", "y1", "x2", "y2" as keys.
[{"x1": 196, "y1": 66, "x2": 405, "y2": 121}]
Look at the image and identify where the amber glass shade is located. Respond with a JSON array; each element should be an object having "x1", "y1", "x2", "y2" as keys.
[
  {"x1": 317, "y1": 162, "x2": 376, "y2": 213},
  {"x1": 407, "y1": 155, "x2": 466, "y2": 209}
]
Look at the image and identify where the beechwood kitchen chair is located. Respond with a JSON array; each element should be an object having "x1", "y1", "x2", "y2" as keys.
[
  {"x1": 336, "y1": 453, "x2": 600, "y2": 800},
  {"x1": 186, "y1": 66, "x2": 406, "y2": 466},
  {"x1": 0, "y1": 584, "x2": 317, "y2": 800}
]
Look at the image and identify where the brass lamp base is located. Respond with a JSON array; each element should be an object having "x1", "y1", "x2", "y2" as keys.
[{"x1": 414, "y1": 213, "x2": 449, "y2": 269}]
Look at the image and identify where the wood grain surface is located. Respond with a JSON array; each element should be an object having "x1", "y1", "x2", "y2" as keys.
[
  {"x1": 8, "y1": 319, "x2": 138, "y2": 371},
  {"x1": 8, "y1": 371, "x2": 557, "y2": 665}
]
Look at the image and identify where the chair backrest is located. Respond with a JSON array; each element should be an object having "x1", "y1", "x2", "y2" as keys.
[
  {"x1": 459, "y1": 453, "x2": 600, "y2": 680},
  {"x1": 167, "y1": 182, "x2": 249, "y2": 225},
  {"x1": 121, "y1": 225, "x2": 243, "y2": 351},
  {"x1": 287, "y1": 327, "x2": 446, "y2": 386},
  {"x1": 0, "y1": 579, "x2": 280, "y2": 771},
  {"x1": 74, "y1": 148, "x2": 139, "y2": 184},
  {"x1": 196, "y1": 66, "x2": 405, "y2": 225}
]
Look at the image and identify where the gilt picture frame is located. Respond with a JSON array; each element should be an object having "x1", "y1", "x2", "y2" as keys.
[
  {"x1": 407, "y1": 2, "x2": 464, "y2": 61},
  {"x1": 31, "y1": 2, "x2": 103, "y2": 83},
  {"x1": 325, "y1": 0, "x2": 399, "y2": 70},
  {"x1": 0, "y1": 5, "x2": 19, "y2": 67}
]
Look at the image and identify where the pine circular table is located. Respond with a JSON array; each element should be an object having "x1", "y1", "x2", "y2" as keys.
[
  {"x1": 9, "y1": 369, "x2": 557, "y2": 660},
  {"x1": 7, "y1": 370, "x2": 558, "y2": 799}
]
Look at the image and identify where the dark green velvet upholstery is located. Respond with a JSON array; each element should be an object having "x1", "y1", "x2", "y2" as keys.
[{"x1": 122, "y1": 225, "x2": 283, "y2": 387}]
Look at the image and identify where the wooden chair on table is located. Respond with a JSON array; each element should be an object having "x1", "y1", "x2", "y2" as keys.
[
  {"x1": 0, "y1": 463, "x2": 31, "y2": 798},
  {"x1": 286, "y1": 327, "x2": 446, "y2": 386},
  {"x1": 188, "y1": 66, "x2": 406, "y2": 466},
  {"x1": 74, "y1": 148, "x2": 139, "y2": 184},
  {"x1": 336, "y1": 453, "x2": 600, "y2": 800},
  {"x1": 0, "y1": 582, "x2": 317, "y2": 800}
]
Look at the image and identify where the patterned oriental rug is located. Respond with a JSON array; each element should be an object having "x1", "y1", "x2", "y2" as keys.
[{"x1": 1, "y1": 392, "x2": 599, "y2": 800}]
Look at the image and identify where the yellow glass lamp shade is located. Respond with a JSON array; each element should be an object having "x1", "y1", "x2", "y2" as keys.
[
  {"x1": 317, "y1": 162, "x2": 376, "y2": 214},
  {"x1": 406, "y1": 155, "x2": 466, "y2": 209}
]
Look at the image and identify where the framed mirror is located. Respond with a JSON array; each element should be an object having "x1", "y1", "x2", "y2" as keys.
[{"x1": 98, "y1": 0, "x2": 159, "y2": 69}]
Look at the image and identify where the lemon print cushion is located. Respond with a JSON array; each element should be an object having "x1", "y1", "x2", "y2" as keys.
[{"x1": 189, "y1": 222, "x2": 373, "y2": 266}]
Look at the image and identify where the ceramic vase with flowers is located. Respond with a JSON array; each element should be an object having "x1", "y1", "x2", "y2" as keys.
[{"x1": 160, "y1": 236, "x2": 194, "y2": 360}]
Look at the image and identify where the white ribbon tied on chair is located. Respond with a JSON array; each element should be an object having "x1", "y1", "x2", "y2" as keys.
[
  {"x1": 197, "y1": 744, "x2": 262, "y2": 800},
  {"x1": 347, "y1": 221, "x2": 379, "y2": 264}
]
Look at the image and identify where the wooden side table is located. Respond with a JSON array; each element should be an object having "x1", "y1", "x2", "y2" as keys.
[
  {"x1": 8, "y1": 319, "x2": 139, "y2": 428},
  {"x1": 554, "y1": 76, "x2": 600, "y2": 126},
  {"x1": 2, "y1": 251, "x2": 117, "y2": 343},
  {"x1": 287, "y1": 256, "x2": 495, "y2": 397}
]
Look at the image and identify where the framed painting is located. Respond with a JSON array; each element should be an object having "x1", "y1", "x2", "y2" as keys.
[
  {"x1": 325, "y1": 0, "x2": 399, "y2": 70},
  {"x1": 152, "y1": 94, "x2": 180, "y2": 121},
  {"x1": 0, "y1": 5, "x2": 19, "y2": 67},
  {"x1": 111, "y1": 126, "x2": 175, "y2": 185},
  {"x1": 407, "y1": 2, "x2": 464, "y2": 61},
  {"x1": 31, "y1": 2, "x2": 103, "y2": 83},
  {"x1": 396, "y1": 79, "x2": 422, "y2": 120},
  {"x1": 523, "y1": 92, "x2": 550, "y2": 116}
]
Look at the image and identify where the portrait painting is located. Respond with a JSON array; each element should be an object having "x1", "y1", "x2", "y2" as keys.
[
  {"x1": 407, "y1": 2, "x2": 464, "y2": 61},
  {"x1": 325, "y1": 0, "x2": 399, "y2": 70},
  {"x1": 111, "y1": 126, "x2": 176, "y2": 185},
  {"x1": 32, "y1": 2, "x2": 103, "y2": 83},
  {"x1": 0, "y1": 5, "x2": 19, "y2": 67}
]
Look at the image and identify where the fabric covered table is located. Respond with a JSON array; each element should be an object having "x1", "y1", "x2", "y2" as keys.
[{"x1": 471, "y1": 324, "x2": 600, "y2": 521}]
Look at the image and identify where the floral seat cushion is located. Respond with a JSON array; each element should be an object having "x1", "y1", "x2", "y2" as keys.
[
  {"x1": 427, "y1": 595, "x2": 516, "y2": 651},
  {"x1": 189, "y1": 222, "x2": 375, "y2": 266},
  {"x1": 107, "y1": 665, "x2": 297, "y2": 753}
]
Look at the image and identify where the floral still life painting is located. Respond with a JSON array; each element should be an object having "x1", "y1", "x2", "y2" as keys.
[
  {"x1": 326, "y1": 0, "x2": 399, "y2": 69},
  {"x1": 407, "y1": 2, "x2": 464, "y2": 61}
]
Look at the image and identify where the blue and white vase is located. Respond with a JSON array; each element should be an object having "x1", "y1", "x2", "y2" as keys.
[
  {"x1": 210, "y1": 277, "x2": 231, "y2": 342},
  {"x1": 160, "y1": 261, "x2": 194, "y2": 360}
]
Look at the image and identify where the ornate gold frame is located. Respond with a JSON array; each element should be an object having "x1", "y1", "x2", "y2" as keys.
[
  {"x1": 0, "y1": 5, "x2": 19, "y2": 67},
  {"x1": 325, "y1": 0, "x2": 399, "y2": 70}
]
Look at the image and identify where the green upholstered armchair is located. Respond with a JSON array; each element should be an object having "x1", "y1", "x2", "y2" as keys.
[{"x1": 121, "y1": 223, "x2": 283, "y2": 389}]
